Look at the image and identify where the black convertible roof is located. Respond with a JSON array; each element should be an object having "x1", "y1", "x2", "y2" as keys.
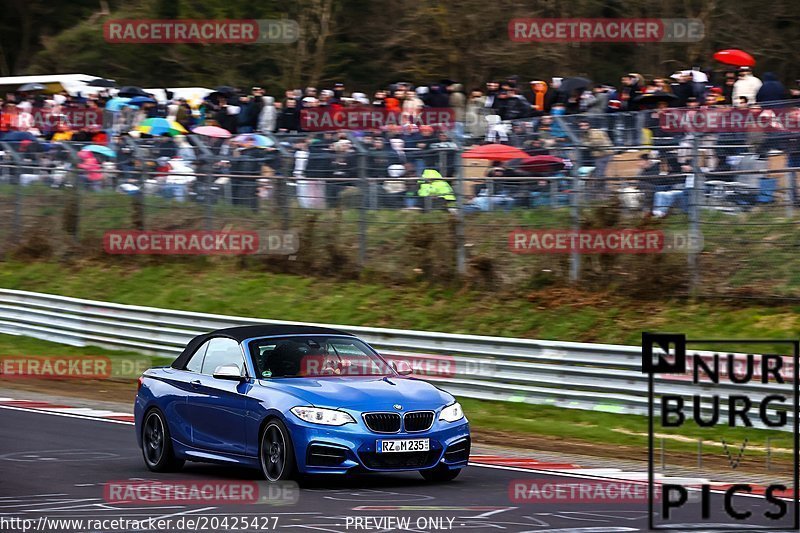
[{"x1": 171, "y1": 324, "x2": 355, "y2": 369}]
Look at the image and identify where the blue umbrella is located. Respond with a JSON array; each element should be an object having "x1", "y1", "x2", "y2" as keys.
[
  {"x1": 2, "y1": 131, "x2": 38, "y2": 142},
  {"x1": 232, "y1": 134, "x2": 274, "y2": 147},
  {"x1": 80, "y1": 144, "x2": 116, "y2": 158},
  {"x1": 106, "y1": 97, "x2": 132, "y2": 111},
  {"x1": 18, "y1": 83, "x2": 46, "y2": 92},
  {"x1": 128, "y1": 96, "x2": 156, "y2": 106}
]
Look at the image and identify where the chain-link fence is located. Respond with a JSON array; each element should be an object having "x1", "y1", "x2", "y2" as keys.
[{"x1": 3, "y1": 105, "x2": 800, "y2": 299}]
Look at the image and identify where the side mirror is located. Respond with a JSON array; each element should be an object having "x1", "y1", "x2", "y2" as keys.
[
  {"x1": 392, "y1": 360, "x2": 413, "y2": 376},
  {"x1": 213, "y1": 364, "x2": 246, "y2": 381}
]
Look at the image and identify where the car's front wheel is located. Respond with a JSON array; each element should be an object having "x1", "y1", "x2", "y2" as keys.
[
  {"x1": 142, "y1": 408, "x2": 184, "y2": 472},
  {"x1": 259, "y1": 419, "x2": 297, "y2": 481},
  {"x1": 420, "y1": 464, "x2": 462, "y2": 482}
]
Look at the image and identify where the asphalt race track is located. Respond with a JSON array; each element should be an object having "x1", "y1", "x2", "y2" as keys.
[{"x1": 0, "y1": 406, "x2": 794, "y2": 533}]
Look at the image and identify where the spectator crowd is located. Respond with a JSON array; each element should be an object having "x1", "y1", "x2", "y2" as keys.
[{"x1": 2, "y1": 65, "x2": 800, "y2": 216}]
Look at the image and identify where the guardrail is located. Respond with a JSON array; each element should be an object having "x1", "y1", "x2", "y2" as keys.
[{"x1": 0, "y1": 288, "x2": 792, "y2": 430}]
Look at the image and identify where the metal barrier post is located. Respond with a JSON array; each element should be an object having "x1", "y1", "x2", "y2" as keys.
[
  {"x1": 204, "y1": 167, "x2": 214, "y2": 231},
  {"x1": 485, "y1": 176, "x2": 494, "y2": 212},
  {"x1": 125, "y1": 137, "x2": 146, "y2": 230},
  {"x1": 569, "y1": 148, "x2": 582, "y2": 283},
  {"x1": 13, "y1": 171, "x2": 22, "y2": 245},
  {"x1": 1, "y1": 143, "x2": 23, "y2": 245},
  {"x1": 357, "y1": 151, "x2": 367, "y2": 267},
  {"x1": 688, "y1": 136, "x2": 703, "y2": 295},
  {"x1": 278, "y1": 151, "x2": 292, "y2": 231},
  {"x1": 58, "y1": 142, "x2": 82, "y2": 243},
  {"x1": 454, "y1": 148, "x2": 466, "y2": 275}
]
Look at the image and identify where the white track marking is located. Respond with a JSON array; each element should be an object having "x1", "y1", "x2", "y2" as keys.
[
  {"x1": 148, "y1": 506, "x2": 217, "y2": 522},
  {"x1": 45, "y1": 408, "x2": 131, "y2": 417},
  {"x1": 469, "y1": 462, "x2": 778, "y2": 501},
  {"x1": 0, "y1": 404, "x2": 134, "y2": 425},
  {"x1": 465, "y1": 507, "x2": 518, "y2": 519},
  {"x1": 0, "y1": 494, "x2": 67, "y2": 501},
  {"x1": 0, "y1": 498, "x2": 99, "y2": 510}
]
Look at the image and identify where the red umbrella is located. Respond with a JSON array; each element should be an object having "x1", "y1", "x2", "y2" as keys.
[
  {"x1": 462, "y1": 143, "x2": 529, "y2": 162},
  {"x1": 515, "y1": 155, "x2": 565, "y2": 174},
  {"x1": 713, "y1": 49, "x2": 755, "y2": 68}
]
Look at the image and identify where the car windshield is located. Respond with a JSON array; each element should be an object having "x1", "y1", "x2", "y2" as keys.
[{"x1": 249, "y1": 336, "x2": 393, "y2": 378}]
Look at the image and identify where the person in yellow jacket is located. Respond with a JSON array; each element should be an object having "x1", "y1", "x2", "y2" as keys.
[
  {"x1": 417, "y1": 168, "x2": 455, "y2": 207},
  {"x1": 51, "y1": 123, "x2": 73, "y2": 142}
]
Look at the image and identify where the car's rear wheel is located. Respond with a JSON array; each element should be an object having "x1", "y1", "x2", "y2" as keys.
[
  {"x1": 142, "y1": 408, "x2": 184, "y2": 472},
  {"x1": 259, "y1": 419, "x2": 296, "y2": 481},
  {"x1": 420, "y1": 464, "x2": 461, "y2": 482}
]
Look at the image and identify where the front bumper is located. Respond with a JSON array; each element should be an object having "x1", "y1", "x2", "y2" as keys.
[{"x1": 285, "y1": 416, "x2": 470, "y2": 475}]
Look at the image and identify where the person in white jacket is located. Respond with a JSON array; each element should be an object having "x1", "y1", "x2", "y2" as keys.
[{"x1": 732, "y1": 67, "x2": 763, "y2": 105}]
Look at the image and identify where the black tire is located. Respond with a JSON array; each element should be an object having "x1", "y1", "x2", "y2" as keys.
[
  {"x1": 141, "y1": 408, "x2": 184, "y2": 472},
  {"x1": 259, "y1": 419, "x2": 297, "y2": 482},
  {"x1": 420, "y1": 464, "x2": 461, "y2": 483}
]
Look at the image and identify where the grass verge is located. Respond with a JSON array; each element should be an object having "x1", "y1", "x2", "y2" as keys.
[{"x1": 2, "y1": 262, "x2": 800, "y2": 344}]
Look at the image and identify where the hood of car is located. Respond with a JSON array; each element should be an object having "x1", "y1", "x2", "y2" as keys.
[{"x1": 258, "y1": 376, "x2": 453, "y2": 411}]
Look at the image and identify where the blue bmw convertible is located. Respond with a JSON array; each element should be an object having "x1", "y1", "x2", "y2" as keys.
[{"x1": 134, "y1": 325, "x2": 470, "y2": 482}]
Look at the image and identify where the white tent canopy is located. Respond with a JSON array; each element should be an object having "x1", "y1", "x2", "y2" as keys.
[
  {"x1": 0, "y1": 75, "x2": 213, "y2": 105},
  {"x1": 0, "y1": 74, "x2": 113, "y2": 96}
]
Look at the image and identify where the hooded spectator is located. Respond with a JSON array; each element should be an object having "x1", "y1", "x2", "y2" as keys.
[
  {"x1": 756, "y1": 72, "x2": 786, "y2": 103},
  {"x1": 427, "y1": 83, "x2": 450, "y2": 108}
]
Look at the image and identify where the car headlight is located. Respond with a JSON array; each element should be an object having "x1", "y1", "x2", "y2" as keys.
[
  {"x1": 290, "y1": 406, "x2": 355, "y2": 426},
  {"x1": 439, "y1": 402, "x2": 464, "y2": 423}
]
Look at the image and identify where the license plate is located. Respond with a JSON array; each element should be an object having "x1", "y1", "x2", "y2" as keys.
[{"x1": 376, "y1": 438, "x2": 429, "y2": 453}]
